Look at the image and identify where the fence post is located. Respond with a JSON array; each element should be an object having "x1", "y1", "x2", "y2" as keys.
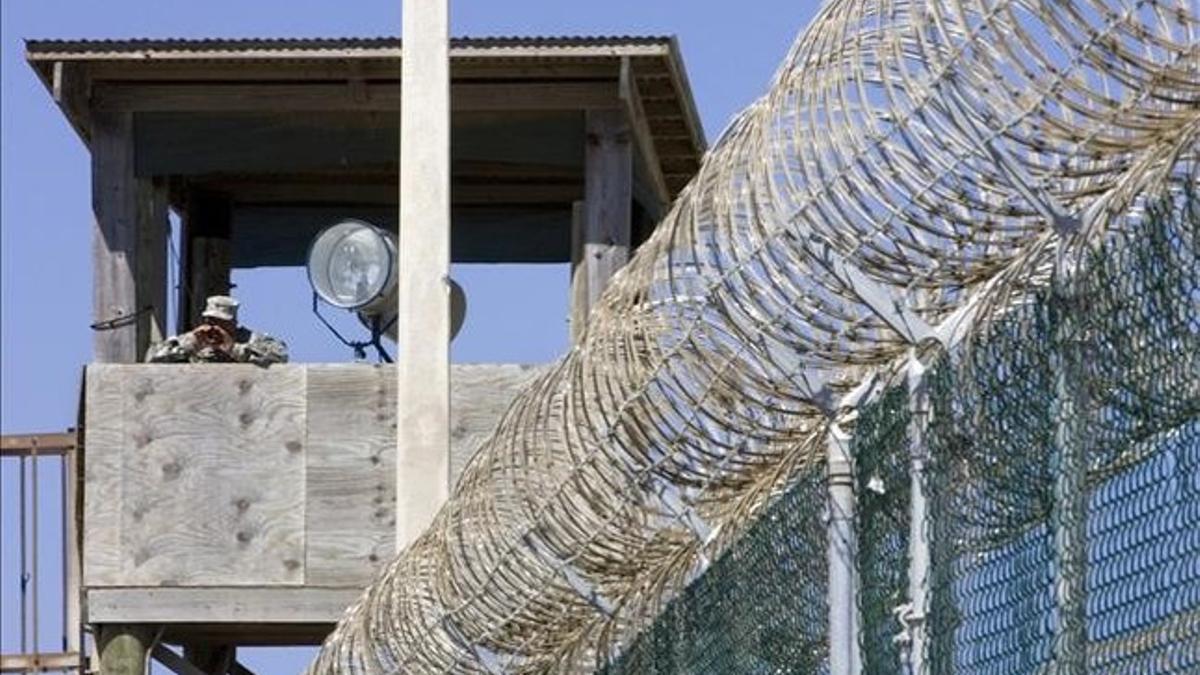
[
  {"x1": 827, "y1": 423, "x2": 861, "y2": 675},
  {"x1": 1051, "y1": 254, "x2": 1088, "y2": 675},
  {"x1": 904, "y1": 353, "x2": 931, "y2": 674}
]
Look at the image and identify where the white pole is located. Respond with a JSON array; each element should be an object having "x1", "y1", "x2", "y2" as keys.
[
  {"x1": 905, "y1": 353, "x2": 931, "y2": 674},
  {"x1": 396, "y1": 0, "x2": 451, "y2": 551},
  {"x1": 827, "y1": 423, "x2": 861, "y2": 675},
  {"x1": 1051, "y1": 256, "x2": 1088, "y2": 675}
]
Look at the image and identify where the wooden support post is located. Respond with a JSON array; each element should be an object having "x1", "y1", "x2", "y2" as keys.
[
  {"x1": 92, "y1": 112, "x2": 169, "y2": 362},
  {"x1": 142, "y1": 178, "x2": 169, "y2": 349},
  {"x1": 180, "y1": 189, "x2": 232, "y2": 332},
  {"x1": 396, "y1": 0, "x2": 451, "y2": 549},
  {"x1": 577, "y1": 109, "x2": 633, "y2": 323},
  {"x1": 97, "y1": 624, "x2": 150, "y2": 675},
  {"x1": 569, "y1": 200, "x2": 588, "y2": 342}
]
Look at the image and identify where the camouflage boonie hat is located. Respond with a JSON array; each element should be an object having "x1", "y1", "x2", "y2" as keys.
[{"x1": 202, "y1": 295, "x2": 239, "y2": 322}]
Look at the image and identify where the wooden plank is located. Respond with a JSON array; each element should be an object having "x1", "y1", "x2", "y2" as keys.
[
  {"x1": 449, "y1": 364, "x2": 546, "y2": 484},
  {"x1": 91, "y1": 111, "x2": 167, "y2": 363},
  {"x1": 135, "y1": 178, "x2": 169, "y2": 348},
  {"x1": 215, "y1": 179, "x2": 581, "y2": 207},
  {"x1": 570, "y1": 200, "x2": 588, "y2": 341},
  {"x1": 0, "y1": 432, "x2": 75, "y2": 456},
  {"x1": 93, "y1": 81, "x2": 619, "y2": 113},
  {"x1": 305, "y1": 364, "x2": 544, "y2": 584},
  {"x1": 0, "y1": 652, "x2": 82, "y2": 673},
  {"x1": 134, "y1": 110, "x2": 583, "y2": 178},
  {"x1": 49, "y1": 61, "x2": 92, "y2": 144},
  {"x1": 646, "y1": 116, "x2": 692, "y2": 139},
  {"x1": 304, "y1": 365, "x2": 396, "y2": 586},
  {"x1": 184, "y1": 238, "x2": 230, "y2": 329},
  {"x1": 396, "y1": 0, "x2": 451, "y2": 551},
  {"x1": 136, "y1": 112, "x2": 394, "y2": 177},
  {"x1": 114, "y1": 364, "x2": 306, "y2": 586},
  {"x1": 83, "y1": 363, "x2": 534, "y2": 589},
  {"x1": 662, "y1": 38, "x2": 708, "y2": 153},
  {"x1": 229, "y1": 205, "x2": 572, "y2": 268},
  {"x1": 583, "y1": 109, "x2": 633, "y2": 311},
  {"x1": 65, "y1": 439, "x2": 83, "y2": 656},
  {"x1": 619, "y1": 57, "x2": 670, "y2": 208},
  {"x1": 86, "y1": 588, "x2": 362, "y2": 624},
  {"x1": 182, "y1": 190, "x2": 232, "y2": 330},
  {"x1": 84, "y1": 366, "x2": 125, "y2": 586},
  {"x1": 91, "y1": 112, "x2": 139, "y2": 363},
  {"x1": 82, "y1": 59, "x2": 621, "y2": 83}
]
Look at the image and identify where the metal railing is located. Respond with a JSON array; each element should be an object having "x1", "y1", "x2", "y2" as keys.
[{"x1": 1, "y1": 432, "x2": 85, "y2": 673}]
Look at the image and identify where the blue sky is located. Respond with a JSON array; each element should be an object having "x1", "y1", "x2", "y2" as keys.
[{"x1": 1, "y1": 1, "x2": 820, "y2": 671}]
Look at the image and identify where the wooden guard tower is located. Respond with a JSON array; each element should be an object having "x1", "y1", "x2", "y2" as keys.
[{"x1": 21, "y1": 36, "x2": 704, "y2": 673}]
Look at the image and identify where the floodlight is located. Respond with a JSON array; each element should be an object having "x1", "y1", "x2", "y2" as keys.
[
  {"x1": 307, "y1": 220, "x2": 397, "y2": 315},
  {"x1": 307, "y1": 219, "x2": 468, "y2": 361}
]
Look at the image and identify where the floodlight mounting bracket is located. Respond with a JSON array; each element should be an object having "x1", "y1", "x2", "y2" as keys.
[{"x1": 311, "y1": 292, "x2": 396, "y2": 363}]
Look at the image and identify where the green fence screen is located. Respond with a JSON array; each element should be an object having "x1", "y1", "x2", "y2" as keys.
[{"x1": 602, "y1": 193, "x2": 1199, "y2": 674}]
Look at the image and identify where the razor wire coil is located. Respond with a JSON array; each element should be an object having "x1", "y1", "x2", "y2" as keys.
[{"x1": 309, "y1": 0, "x2": 1199, "y2": 672}]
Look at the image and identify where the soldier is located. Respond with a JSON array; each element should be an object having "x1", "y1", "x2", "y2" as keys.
[{"x1": 145, "y1": 295, "x2": 289, "y2": 366}]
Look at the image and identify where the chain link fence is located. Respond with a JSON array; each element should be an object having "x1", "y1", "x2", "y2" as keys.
[
  {"x1": 602, "y1": 189, "x2": 1199, "y2": 673},
  {"x1": 600, "y1": 460, "x2": 830, "y2": 675}
]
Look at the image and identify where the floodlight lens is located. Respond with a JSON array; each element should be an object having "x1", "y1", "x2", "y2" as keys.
[{"x1": 307, "y1": 221, "x2": 395, "y2": 309}]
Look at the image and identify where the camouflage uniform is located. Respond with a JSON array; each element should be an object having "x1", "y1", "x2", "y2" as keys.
[{"x1": 145, "y1": 327, "x2": 289, "y2": 366}]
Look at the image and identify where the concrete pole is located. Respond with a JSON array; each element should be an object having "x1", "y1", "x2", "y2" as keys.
[
  {"x1": 1051, "y1": 256, "x2": 1088, "y2": 675},
  {"x1": 827, "y1": 423, "x2": 861, "y2": 675},
  {"x1": 396, "y1": 0, "x2": 451, "y2": 550},
  {"x1": 905, "y1": 353, "x2": 931, "y2": 675}
]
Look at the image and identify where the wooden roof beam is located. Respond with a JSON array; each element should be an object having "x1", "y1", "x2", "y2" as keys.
[
  {"x1": 92, "y1": 80, "x2": 621, "y2": 113},
  {"x1": 619, "y1": 57, "x2": 671, "y2": 208},
  {"x1": 73, "y1": 59, "x2": 625, "y2": 83}
]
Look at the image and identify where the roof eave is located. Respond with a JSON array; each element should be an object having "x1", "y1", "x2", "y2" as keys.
[{"x1": 25, "y1": 37, "x2": 675, "y2": 63}]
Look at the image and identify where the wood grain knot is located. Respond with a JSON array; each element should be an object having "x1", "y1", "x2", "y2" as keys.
[
  {"x1": 239, "y1": 412, "x2": 255, "y2": 427},
  {"x1": 238, "y1": 379, "x2": 253, "y2": 395},
  {"x1": 236, "y1": 530, "x2": 253, "y2": 545},
  {"x1": 283, "y1": 558, "x2": 301, "y2": 571},
  {"x1": 161, "y1": 461, "x2": 182, "y2": 480},
  {"x1": 285, "y1": 440, "x2": 303, "y2": 454},
  {"x1": 234, "y1": 498, "x2": 251, "y2": 513},
  {"x1": 133, "y1": 382, "x2": 155, "y2": 403}
]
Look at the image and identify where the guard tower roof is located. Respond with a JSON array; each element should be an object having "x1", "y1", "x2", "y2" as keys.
[{"x1": 26, "y1": 35, "x2": 706, "y2": 199}]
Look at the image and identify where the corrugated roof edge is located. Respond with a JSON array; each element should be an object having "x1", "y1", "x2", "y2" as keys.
[{"x1": 26, "y1": 35, "x2": 674, "y2": 54}]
